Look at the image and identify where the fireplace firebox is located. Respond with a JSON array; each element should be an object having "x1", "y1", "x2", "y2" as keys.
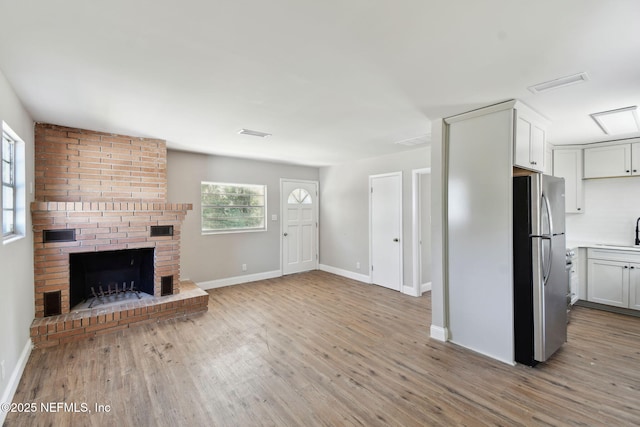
[{"x1": 69, "y1": 248, "x2": 154, "y2": 309}]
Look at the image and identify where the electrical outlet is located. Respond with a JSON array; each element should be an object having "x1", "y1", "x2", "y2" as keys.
[
  {"x1": 356, "y1": 262, "x2": 360, "y2": 270},
  {"x1": 242, "y1": 264, "x2": 247, "y2": 272}
]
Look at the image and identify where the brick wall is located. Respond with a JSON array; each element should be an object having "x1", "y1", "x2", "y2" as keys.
[
  {"x1": 31, "y1": 123, "x2": 193, "y2": 319},
  {"x1": 35, "y1": 123, "x2": 166, "y2": 202},
  {"x1": 32, "y1": 202, "x2": 191, "y2": 317}
]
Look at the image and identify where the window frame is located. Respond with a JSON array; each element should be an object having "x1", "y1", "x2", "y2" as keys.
[
  {"x1": 201, "y1": 181, "x2": 268, "y2": 235},
  {"x1": 2, "y1": 128, "x2": 18, "y2": 240}
]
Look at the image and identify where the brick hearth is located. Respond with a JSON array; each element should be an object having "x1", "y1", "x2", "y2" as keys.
[
  {"x1": 30, "y1": 281, "x2": 208, "y2": 347},
  {"x1": 30, "y1": 124, "x2": 208, "y2": 347}
]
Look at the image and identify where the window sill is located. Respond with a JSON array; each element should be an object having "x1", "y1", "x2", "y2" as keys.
[
  {"x1": 3, "y1": 233, "x2": 25, "y2": 245},
  {"x1": 202, "y1": 228, "x2": 267, "y2": 236}
]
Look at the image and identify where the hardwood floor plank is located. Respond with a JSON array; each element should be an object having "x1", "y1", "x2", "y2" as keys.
[{"x1": 5, "y1": 271, "x2": 640, "y2": 426}]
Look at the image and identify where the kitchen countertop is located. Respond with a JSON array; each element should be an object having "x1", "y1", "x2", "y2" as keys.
[{"x1": 566, "y1": 241, "x2": 640, "y2": 252}]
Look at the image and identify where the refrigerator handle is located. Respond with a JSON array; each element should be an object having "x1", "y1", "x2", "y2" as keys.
[
  {"x1": 542, "y1": 192, "x2": 553, "y2": 237},
  {"x1": 541, "y1": 194, "x2": 553, "y2": 286}
]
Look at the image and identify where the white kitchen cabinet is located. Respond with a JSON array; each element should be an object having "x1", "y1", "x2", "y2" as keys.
[
  {"x1": 587, "y1": 248, "x2": 640, "y2": 310},
  {"x1": 513, "y1": 104, "x2": 547, "y2": 173},
  {"x1": 583, "y1": 142, "x2": 636, "y2": 178},
  {"x1": 569, "y1": 252, "x2": 579, "y2": 304},
  {"x1": 587, "y1": 259, "x2": 629, "y2": 307},
  {"x1": 632, "y1": 142, "x2": 640, "y2": 176},
  {"x1": 629, "y1": 263, "x2": 640, "y2": 310},
  {"x1": 553, "y1": 148, "x2": 584, "y2": 213}
]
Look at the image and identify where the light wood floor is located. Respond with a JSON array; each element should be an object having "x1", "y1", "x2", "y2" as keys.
[{"x1": 5, "y1": 271, "x2": 640, "y2": 426}]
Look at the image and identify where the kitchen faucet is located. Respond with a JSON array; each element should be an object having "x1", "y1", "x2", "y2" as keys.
[{"x1": 636, "y1": 217, "x2": 640, "y2": 246}]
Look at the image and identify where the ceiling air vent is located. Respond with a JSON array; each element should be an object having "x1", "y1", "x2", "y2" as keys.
[
  {"x1": 394, "y1": 134, "x2": 431, "y2": 146},
  {"x1": 528, "y1": 72, "x2": 589, "y2": 94},
  {"x1": 238, "y1": 129, "x2": 272, "y2": 138}
]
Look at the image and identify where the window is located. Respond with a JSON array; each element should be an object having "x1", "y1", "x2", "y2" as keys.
[
  {"x1": 287, "y1": 188, "x2": 312, "y2": 204},
  {"x1": 201, "y1": 182, "x2": 267, "y2": 233},
  {"x1": 2, "y1": 123, "x2": 25, "y2": 243},
  {"x1": 2, "y1": 130, "x2": 17, "y2": 237}
]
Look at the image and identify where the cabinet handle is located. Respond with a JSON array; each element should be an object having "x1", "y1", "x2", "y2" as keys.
[
  {"x1": 631, "y1": 266, "x2": 636, "y2": 269},
  {"x1": 577, "y1": 208, "x2": 581, "y2": 211},
  {"x1": 634, "y1": 170, "x2": 638, "y2": 173},
  {"x1": 530, "y1": 161, "x2": 537, "y2": 165},
  {"x1": 624, "y1": 265, "x2": 629, "y2": 269},
  {"x1": 626, "y1": 170, "x2": 630, "y2": 173}
]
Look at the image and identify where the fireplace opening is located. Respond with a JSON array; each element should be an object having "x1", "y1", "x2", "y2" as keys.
[{"x1": 69, "y1": 248, "x2": 154, "y2": 309}]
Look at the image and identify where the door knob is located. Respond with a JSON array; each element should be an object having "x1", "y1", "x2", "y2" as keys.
[
  {"x1": 283, "y1": 233, "x2": 288, "y2": 237},
  {"x1": 393, "y1": 238, "x2": 399, "y2": 242}
]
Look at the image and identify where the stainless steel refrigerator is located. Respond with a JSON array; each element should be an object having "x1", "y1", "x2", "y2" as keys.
[{"x1": 513, "y1": 174, "x2": 567, "y2": 366}]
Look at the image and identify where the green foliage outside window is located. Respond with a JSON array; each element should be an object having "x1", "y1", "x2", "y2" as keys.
[{"x1": 201, "y1": 182, "x2": 266, "y2": 233}]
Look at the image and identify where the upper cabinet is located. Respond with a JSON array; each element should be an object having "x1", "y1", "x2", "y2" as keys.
[
  {"x1": 553, "y1": 148, "x2": 584, "y2": 213},
  {"x1": 513, "y1": 103, "x2": 548, "y2": 173},
  {"x1": 632, "y1": 141, "x2": 640, "y2": 176},
  {"x1": 583, "y1": 139, "x2": 640, "y2": 178}
]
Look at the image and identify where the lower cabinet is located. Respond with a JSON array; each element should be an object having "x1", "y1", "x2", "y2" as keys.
[
  {"x1": 630, "y1": 264, "x2": 640, "y2": 310},
  {"x1": 569, "y1": 254, "x2": 579, "y2": 304},
  {"x1": 587, "y1": 249, "x2": 640, "y2": 310}
]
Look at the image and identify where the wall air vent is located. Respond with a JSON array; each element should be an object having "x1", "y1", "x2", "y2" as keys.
[
  {"x1": 150, "y1": 225, "x2": 174, "y2": 237},
  {"x1": 528, "y1": 72, "x2": 589, "y2": 94},
  {"x1": 43, "y1": 229, "x2": 76, "y2": 243},
  {"x1": 238, "y1": 129, "x2": 272, "y2": 138}
]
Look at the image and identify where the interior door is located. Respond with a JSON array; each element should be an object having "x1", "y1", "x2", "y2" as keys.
[
  {"x1": 370, "y1": 173, "x2": 402, "y2": 291},
  {"x1": 282, "y1": 180, "x2": 318, "y2": 275},
  {"x1": 420, "y1": 172, "x2": 432, "y2": 287}
]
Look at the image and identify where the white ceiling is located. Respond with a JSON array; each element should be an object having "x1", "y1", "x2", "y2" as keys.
[{"x1": 1, "y1": 0, "x2": 639, "y2": 167}]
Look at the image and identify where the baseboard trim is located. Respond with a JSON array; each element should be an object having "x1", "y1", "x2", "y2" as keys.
[
  {"x1": 421, "y1": 281, "x2": 432, "y2": 294},
  {"x1": 0, "y1": 339, "x2": 32, "y2": 425},
  {"x1": 429, "y1": 325, "x2": 449, "y2": 342},
  {"x1": 319, "y1": 264, "x2": 370, "y2": 284},
  {"x1": 448, "y1": 338, "x2": 516, "y2": 366},
  {"x1": 197, "y1": 270, "x2": 282, "y2": 290},
  {"x1": 401, "y1": 284, "x2": 421, "y2": 297}
]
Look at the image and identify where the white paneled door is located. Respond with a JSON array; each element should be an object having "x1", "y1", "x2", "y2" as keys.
[
  {"x1": 282, "y1": 180, "x2": 318, "y2": 275},
  {"x1": 370, "y1": 172, "x2": 402, "y2": 291}
]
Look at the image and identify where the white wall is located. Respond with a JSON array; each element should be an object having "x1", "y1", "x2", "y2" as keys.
[
  {"x1": 566, "y1": 176, "x2": 640, "y2": 245},
  {"x1": 318, "y1": 147, "x2": 429, "y2": 290},
  {"x1": 420, "y1": 172, "x2": 432, "y2": 285},
  {"x1": 166, "y1": 150, "x2": 318, "y2": 284},
  {"x1": 445, "y1": 106, "x2": 514, "y2": 364},
  {"x1": 0, "y1": 70, "x2": 34, "y2": 421}
]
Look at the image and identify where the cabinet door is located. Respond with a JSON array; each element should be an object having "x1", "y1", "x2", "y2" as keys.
[
  {"x1": 530, "y1": 125, "x2": 545, "y2": 171},
  {"x1": 514, "y1": 115, "x2": 533, "y2": 168},
  {"x1": 629, "y1": 263, "x2": 640, "y2": 310},
  {"x1": 587, "y1": 259, "x2": 629, "y2": 307},
  {"x1": 514, "y1": 113, "x2": 544, "y2": 172},
  {"x1": 570, "y1": 257, "x2": 579, "y2": 304},
  {"x1": 632, "y1": 142, "x2": 640, "y2": 176},
  {"x1": 583, "y1": 144, "x2": 632, "y2": 178},
  {"x1": 553, "y1": 149, "x2": 584, "y2": 213}
]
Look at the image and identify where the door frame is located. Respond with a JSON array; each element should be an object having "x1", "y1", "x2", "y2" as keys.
[
  {"x1": 280, "y1": 178, "x2": 320, "y2": 275},
  {"x1": 369, "y1": 172, "x2": 403, "y2": 290},
  {"x1": 412, "y1": 168, "x2": 431, "y2": 297}
]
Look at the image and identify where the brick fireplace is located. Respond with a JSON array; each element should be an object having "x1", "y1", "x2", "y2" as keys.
[{"x1": 29, "y1": 124, "x2": 208, "y2": 347}]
